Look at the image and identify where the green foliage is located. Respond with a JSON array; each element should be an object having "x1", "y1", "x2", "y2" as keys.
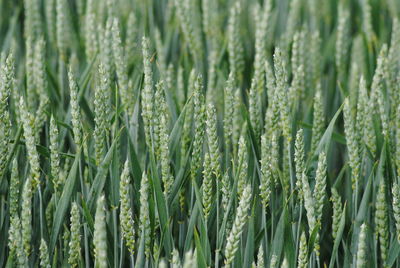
[{"x1": 0, "y1": 0, "x2": 399, "y2": 267}]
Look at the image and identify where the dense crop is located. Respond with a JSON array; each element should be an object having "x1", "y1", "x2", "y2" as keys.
[{"x1": 1, "y1": 0, "x2": 400, "y2": 267}]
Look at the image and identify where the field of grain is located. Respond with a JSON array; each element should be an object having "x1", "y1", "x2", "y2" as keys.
[{"x1": 0, "y1": 0, "x2": 400, "y2": 267}]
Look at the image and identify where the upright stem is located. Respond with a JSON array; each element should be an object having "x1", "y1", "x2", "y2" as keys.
[
  {"x1": 215, "y1": 179, "x2": 220, "y2": 268},
  {"x1": 84, "y1": 223, "x2": 90, "y2": 268},
  {"x1": 295, "y1": 204, "x2": 303, "y2": 259},
  {"x1": 38, "y1": 187, "x2": 44, "y2": 239}
]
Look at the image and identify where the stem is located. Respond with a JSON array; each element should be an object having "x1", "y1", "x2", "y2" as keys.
[
  {"x1": 113, "y1": 209, "x2": 118, "y2": 268},
  {"x1": 355, "y1": 179, "x2": 359, "y2": 216},
  {"x1": 130, "y1": 254, "x2": 135, "y2": 268},
  {"x1": 215, "y1": 178, "x2": 220, "y2": 268},
  {"x1": 84, "y1": 223, "x2": 90, "y2": 268},
  {"x1": 38, "y1": 187, "x2": 44, "y2": 239},
  {"x1": 119, "y1": 235, "x2": 124, "y2": 268},
  {"x1": 295, "y1": 203, "x2": 303, "y2": 259}
]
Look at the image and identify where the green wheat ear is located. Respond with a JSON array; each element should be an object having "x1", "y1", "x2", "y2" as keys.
[
  {"x1": 259, "y1": 133, "x2": 272, "y2": 207},
  {"x1": 224, "y1": 72, "x2": 235, "y2": 155},
  {"x1": 160, "y1": 121, "x2": 173, "y2": 196},
  {"x1": 297, "y1": 231, "x2": 308, "y2": 268},
  {"x1": 8, "y1": 215, "x2": 25, "y2": 265},
  {"x1": 295, "y1": 128, "x2": 306, "y2": 200},
  {"x1": 236, "y1": 132, "x2": 248, "y2": 200},
  {"x1": 202, "y1": 152, "x2": 213, "y2": 220},
  {"x1": 49, "y1": 115, "x2": 61, "y2": 191},
  {"x1": 39, "y1": 239, "x2": 51, "y2": 268},
  {"x1": 356, "y1": 223, "x2": 367, "y2": 268},
  {"x1": 274, "y1": 47, "x2": 290, "y2": 142},
  {"x1": 141, "y1": 36, "x2": 154, "y2": 148},
  {"x1": 249, "y1": 77, "x2": 261, "y2": 140},
  {"x1": 393, "y1": 181, "x2": 400, "y2": 242},
  {"x1": 191, "y1": 74, "x2": 206, "y2": 181},
  {"x1": 371, "y1": 45, "x2": 389, "y2": 137},
  {"x1": 56, "y1": 0, "x2": 69, "y2": 61},
  {"x1": 112, "y1": 17, "x2": 132, "y2": 115},
  {"x1": 94, "y1": 63, "x2": 110, "y2": 166},
  {"x1": 69, "y1": 202, "x2": 81, "y2": 267},
  {"x1": 20, "y1": 97, "x2": 41, "y2": 188},
  {"x1": 119, "y1": 160, "x2": 135, "y2": 256},
  {"x1": 270, "y1": 254, "x2": 278, "y2": 268},
  {"x1": 227, "y1": 1, "x2": 244, "y2": 83},
  {"x1": 343, "y1": 98, "x2": 360, "y2": 190},
  {"x1": 332, "y1": 189, "x2": 344, "y2": 240},
  {"x1": 183, "y1": 249, "x2": 196, "y2": 268},
  {"x1": 0, "y1": 75, "x2": 11, "y2": 182},
  {"x1": 139, "y1": 171, "x2": 151, "y2": 258},
  {"x1": 311, "y1": 87, "x2": 325, "y2": 154},
  {"x1": 375, "y1": 178, "x2": 389, "y2": 264},
  {"x1": 68, "y1": 67, "x2": 82, "y2": 147},
  {"x1": 256, "y1": 244, "x2": 264, "y2": 268},
  {"x1": 84, "y1": 0, "x2": 98, "y2": 60},
  {"x1": 314, "y1": 151, "x2": 327, "y2": 226},
  {"x1": 9, "y1": 158, "x2": 20, "y2": 218},
  {"x1": 99, "y1": 18, "x2": 113, "y2": 121},
  {"x1": 336, "y1": 3, "x2": 350, "y2": 82},
  {"x1": 224, "y1": 184, "x2": 252, "y2": 267},
  {"x1": 21, "y1": 177, "x2": 32, "y2": 257},
  {"x1": 206, "y1": 103, "x2": 221, "y2": 179},
  {"x1": 296, "y1": 129, "x2": 316, "y2": 243},
  {"x1": 94, "y1": 195, "x2": 108, "y2": 268}
]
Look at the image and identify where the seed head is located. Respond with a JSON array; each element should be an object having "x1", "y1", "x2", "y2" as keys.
[
  {"x1": 39, "y1": 239, "x2": 51, "y2": 268},
  {"x1": 69, "y1": 202, "x2": 81, "y2": 267},
  {"x1": 139, "y1": 172, "x2": 151, "y2": 257},
  {"x1": 94, "y1": 195, "x2": 108, "y2": 268},
  {"x1": 297, "y1": 232, "x2": 308, "y2": 268},
  {"x1": 356, "y1": 223, "x2": 367, "y2": 268},
  {"x1": 224, "y1": 184, "x2": 252, "y2": 266},
  {"x1": 119, "y1": 160, "x2": 135, "y2": 256}
]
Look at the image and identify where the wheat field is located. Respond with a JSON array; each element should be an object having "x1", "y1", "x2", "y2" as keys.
[{"x1": 0, "y1": 0, "x2": 400, "y2": 267}]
